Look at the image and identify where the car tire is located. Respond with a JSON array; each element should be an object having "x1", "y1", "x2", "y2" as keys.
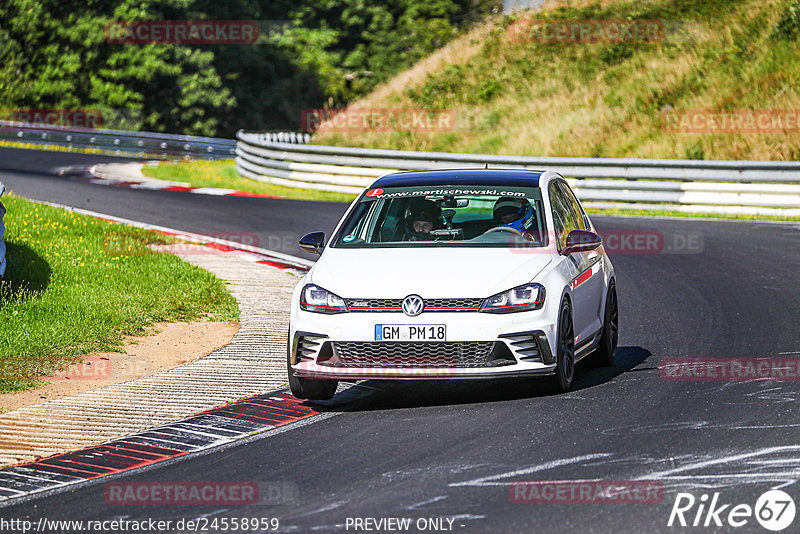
[
  {"x1": 589, "y1": 282, "x2": 618, "y2": 367},
  {"x1": 287, "y1": 339, "x2": 338, "y2": 400},
  {"x1": 548, "y1": 298, "x2": 575, "y2": 392}
]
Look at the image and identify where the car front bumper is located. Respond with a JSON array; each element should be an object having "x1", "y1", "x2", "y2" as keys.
[{"x1": 290, "y1": 309, "x2": 559, "y2": 381}]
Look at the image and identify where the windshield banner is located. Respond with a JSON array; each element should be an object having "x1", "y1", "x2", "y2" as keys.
[{"x1": 363, "y1": 186, "x2": 529, "y2": 200}]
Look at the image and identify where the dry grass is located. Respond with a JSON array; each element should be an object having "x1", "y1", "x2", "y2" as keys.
[
  {"x1": 314, "y1": 0, "x2": 800, "y2": 161},
  {"x1": 353, "y1": 18, "x2": 503, "y2": 108}
]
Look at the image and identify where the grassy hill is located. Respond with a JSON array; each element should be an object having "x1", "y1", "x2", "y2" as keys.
[{"x1": 313, "y1": 0, "x2": 800, "y2": 161}]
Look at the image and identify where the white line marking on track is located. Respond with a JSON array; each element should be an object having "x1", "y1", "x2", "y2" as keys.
[
  {"x1": 24, "y1": 198, "x2": 314, "y2": 268},
  {"x1": 449, "y1": 453, "x2": 613, "y2": 487},
  {"x1": 639, "y1": 446, "x2": 800, "y2": 480},
  {"x1": 406, "y1": 495, "x2": 448, "y2": 509}
]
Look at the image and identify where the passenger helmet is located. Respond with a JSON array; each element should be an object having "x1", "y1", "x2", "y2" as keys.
[{"x1": 493, "y1": 197, "x2": 535, "y2": 232}]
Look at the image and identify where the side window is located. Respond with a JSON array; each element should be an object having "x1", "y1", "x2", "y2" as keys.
[
  {"x1": 558, "y1": 181, "x2": 588, "y2": 231},
  {"x1": 548, "y1": 182, "x2": 578, "y2": 250},
  {"x1": 335, "y1": 201, "x2": 371, "y2": 244}
]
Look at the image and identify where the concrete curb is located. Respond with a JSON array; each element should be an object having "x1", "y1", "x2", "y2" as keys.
[
  {"x1": 89, "y1": 162, "x2": 283, "y2": 199},
  {"x1": 0, "y1": 211, "x2": 311, "y2": 467}
]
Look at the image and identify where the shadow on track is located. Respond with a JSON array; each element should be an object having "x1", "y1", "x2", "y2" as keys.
[{"x1": 309, "y1": 345, "x2": 652, "y2": 412}]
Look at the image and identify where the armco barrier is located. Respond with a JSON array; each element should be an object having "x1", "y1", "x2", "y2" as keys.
[
  {"x1": 0, "y1": 182, "x2": 6, "y2": 278},
  {"x1": 235, "y1": 130, "x2": 800, "y2": 216},
  {"x1": 0, "y1": 121, "x2": 308, "y2": 159}
]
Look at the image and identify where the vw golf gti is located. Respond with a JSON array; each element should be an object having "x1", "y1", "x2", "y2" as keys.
[{"x1": 287, "y1": 169, "x2": 618, "y2": 399}]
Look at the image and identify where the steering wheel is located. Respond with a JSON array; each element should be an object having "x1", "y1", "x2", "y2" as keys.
[{"x1": 483, "y1": 226, "x2": 524, "y2": 237}]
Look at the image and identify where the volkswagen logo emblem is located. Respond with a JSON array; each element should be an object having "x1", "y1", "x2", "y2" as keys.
[{"x1": 402, "y1": 295, "x2": 424, "y2": 317}]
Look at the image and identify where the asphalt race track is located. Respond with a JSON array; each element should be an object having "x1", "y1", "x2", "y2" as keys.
[
  {"x1": 3, "y1": 146, "x2": 800, "y2": 532},
  {"x1": 0, "y1": 147, "x2": 349, "y2": 261}
]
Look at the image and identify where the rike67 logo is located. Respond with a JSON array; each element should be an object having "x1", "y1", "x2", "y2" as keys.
[{"x1": 668, "y1": 490, "x2": 796, "y2": 531}]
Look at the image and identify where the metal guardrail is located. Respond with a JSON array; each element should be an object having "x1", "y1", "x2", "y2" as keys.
[
  {"x1": 0, "y1": 120, "x2": 236, "y2": 159},
  {"x1": 235, "y1": 130, "x2": 800, "y2": 216},
  {"x1": 0, "y1": 182, "x2": 6, "y2": 279},
  {"x1": 0, "y1": 121, "x2": 309, "y2": 159}
]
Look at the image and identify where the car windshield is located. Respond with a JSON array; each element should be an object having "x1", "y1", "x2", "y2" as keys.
[{"x1": 332, "y1": 184, "x2": 547, "y2": 248}]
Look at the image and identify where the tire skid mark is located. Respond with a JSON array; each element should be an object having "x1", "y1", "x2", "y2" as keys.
[{"x1": 449, "y1": 447, "x2": 800, "y2": 494}]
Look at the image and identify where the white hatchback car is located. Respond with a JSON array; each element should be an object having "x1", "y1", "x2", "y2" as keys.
[{"x1": 288, "y1": 169, "x2": 617, "y2": 399}]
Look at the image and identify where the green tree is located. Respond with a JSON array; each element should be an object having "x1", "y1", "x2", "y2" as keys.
[{"x1": 0, "y1": 0, "x2": 493, "y2": 135}]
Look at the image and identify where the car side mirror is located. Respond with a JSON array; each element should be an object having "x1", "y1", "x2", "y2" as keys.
[
  {"x1": 299, "y1": 231, "x2": 325, "y2": 255},
  {"x1": 561, "y1": 230, "x2": 602, "y2": 255}
]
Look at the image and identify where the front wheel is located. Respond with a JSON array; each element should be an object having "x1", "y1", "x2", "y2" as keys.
[
  {"x1": 288, "y1": 341, "x2": 338, "y2": 400},
  {"x1": 547, "y1": 299, "x2": 575, "y2": 392}
]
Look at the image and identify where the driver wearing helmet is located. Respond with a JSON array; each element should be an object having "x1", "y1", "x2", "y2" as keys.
[
  {"x1": 404, "y1": 199, "x2": 442, "y2": 241},
  {"x1": 492, "y1": 197, "x2": 537, "y2": 241}
]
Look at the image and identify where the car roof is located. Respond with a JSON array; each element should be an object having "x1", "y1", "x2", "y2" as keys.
[{"x1": 370, "y1": 169, "x2": 544, "y2": 189}]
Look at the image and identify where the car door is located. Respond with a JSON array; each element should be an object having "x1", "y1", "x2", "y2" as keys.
[
  {"x1": 549, "y1": 181, "x2": 594, "y2": 345},
  {"x1": 558, "y1": 181, "x2": 605, "y2": 340},
  {"x1": 549, "y1": 182, "x2": 585, "y2": 339}
]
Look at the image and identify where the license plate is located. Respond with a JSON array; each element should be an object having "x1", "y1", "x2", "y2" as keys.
[{"x1": 375, "y1": 324, "x2": 446, "y2": 341}]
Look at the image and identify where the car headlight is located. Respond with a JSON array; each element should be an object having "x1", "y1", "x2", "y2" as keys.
[
  {"x1": 299, "y1": 284, "x2": 349, "y2": 314},
  {"x1": 479, "y1": 283, "x2": 545, "y2": 313}
]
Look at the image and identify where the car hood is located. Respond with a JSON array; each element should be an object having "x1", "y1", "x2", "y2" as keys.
[{"x1": 309, "y1": 247, "x2": 553, "y2": 299}]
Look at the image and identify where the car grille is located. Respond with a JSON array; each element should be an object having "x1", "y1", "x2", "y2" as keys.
[
  {"x1": 345, "y1": 297, "x2": 484, "y2": 312},
  {"x1": 331, "y1": 341, "x2": 496, "y2": 368}
]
